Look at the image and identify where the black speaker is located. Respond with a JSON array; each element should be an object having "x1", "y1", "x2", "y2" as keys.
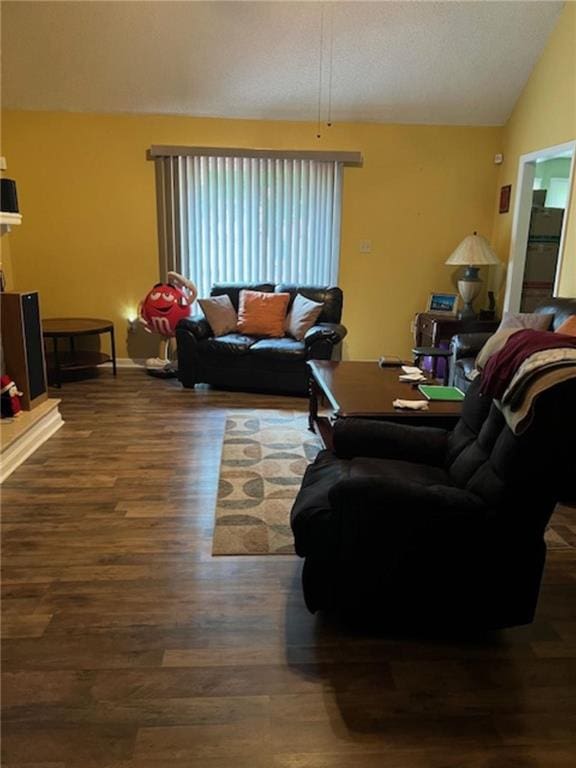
[
  {"x1": 1, "y1": 292, "x2": 47, "y2": 410},
  {"x1": 0, "y1": 179, "x2": 19, "y2": 213}
]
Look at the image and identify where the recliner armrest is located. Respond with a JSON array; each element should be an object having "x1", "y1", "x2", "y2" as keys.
[
  {"x1": 332, "y1": 418, "x2": 448, "y2": 466},
  {"x1": 176, "y1": 315, "x2": 213, "y2": 342},
  {"x1": 450, "y1": 332, "x2": 493, "y2": 360},
  {"x1": 304, "y1": 322, "x2": 347, "y2": 348}
]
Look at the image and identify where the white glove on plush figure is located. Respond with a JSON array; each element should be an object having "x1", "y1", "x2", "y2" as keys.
[{"x1": 167, "y1": 271, "x2": 198, "y2": 306}]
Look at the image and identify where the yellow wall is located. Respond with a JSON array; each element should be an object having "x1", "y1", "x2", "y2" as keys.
[
  {"x1": 492, "y1": 1, "x2": 576, "y2": 298},
  {"x1": 1, "y1": 110, "x2": 501, "y2": 360}
]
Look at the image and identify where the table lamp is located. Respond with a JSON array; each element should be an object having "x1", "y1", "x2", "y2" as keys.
[{"x1": 445, "y1": 232, "x2": 500, "y2": 319}]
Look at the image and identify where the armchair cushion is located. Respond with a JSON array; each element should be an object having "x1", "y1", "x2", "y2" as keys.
[
  {"x1": 198, "y1": 333, "x2": 256, "y2": 356},
  {"x1": 250, "y1": 337, "x2": 306, "y2": 359}
]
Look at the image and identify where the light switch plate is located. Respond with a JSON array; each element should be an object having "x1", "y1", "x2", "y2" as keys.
[{"x1": 359, "y1": 239, "x2": 372, "y2": 254}]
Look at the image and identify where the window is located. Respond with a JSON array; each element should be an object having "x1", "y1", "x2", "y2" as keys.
[
  {"x1": 547, "y1": 177, "x2": 570, "y2": 209},
  {"x1": 150, "y1": 147, "x2": 360, "y2": 298}
]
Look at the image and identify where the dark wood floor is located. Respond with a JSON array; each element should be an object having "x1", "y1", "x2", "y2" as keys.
[{"x1": 2, "y1": 369, "x2": 576, "y2": 767}]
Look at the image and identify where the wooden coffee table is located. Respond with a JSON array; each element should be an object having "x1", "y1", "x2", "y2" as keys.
[{"x1": 308, "y1": 360, "x2": 463, "y2": 448}]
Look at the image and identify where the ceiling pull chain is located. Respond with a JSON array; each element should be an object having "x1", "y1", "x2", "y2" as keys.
[
  {"x1": 316, "y1": 3, "x2": 325, "y2": 139},
  {"x1": 327, "y1": 3, "x2": 334, "y2": 128}
]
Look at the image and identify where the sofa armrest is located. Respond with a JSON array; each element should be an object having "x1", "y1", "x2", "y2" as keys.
[
  {"x1": 450, "y1": 332, "x2": 493, "y2": 360},
  {"x1": 175, "y1": 315, "x2": 212, "y2": 389},
  {"x1": 176, "y1": 314, "x2": 213, "y2": 342},
  {"x1": 332, "y1": 418, "x2": 448, "y2": 466},
  {"x1": 304, "y1": 322, "x2": 347, "y2": 348}
]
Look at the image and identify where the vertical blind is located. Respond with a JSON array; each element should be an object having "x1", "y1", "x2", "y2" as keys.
[{"x1": 154, "y1": 155, "x2": 343, "y2": 298}]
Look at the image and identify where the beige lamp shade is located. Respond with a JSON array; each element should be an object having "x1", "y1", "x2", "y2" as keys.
[{"x1": 445, "y1": 232, "x2": 500, "y2": 266}]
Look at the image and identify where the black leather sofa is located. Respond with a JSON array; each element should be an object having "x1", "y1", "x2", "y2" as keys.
[
  {"x1": 450, "y1": 297, "x2": 576, "y2": 391},
  {"x1": 290, "y1": 375, "x2": 576, "y2": 629},
  {"x1": 176, "y1": 283, "x2": 347, "y2": 395}
]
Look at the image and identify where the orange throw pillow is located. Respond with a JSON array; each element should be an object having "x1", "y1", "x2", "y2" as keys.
[
  {"x1": 237, "y1": 290, "x2": 290, "y2": 337},
  {"x1": 555, "y1": 315, "x2": 576, "y2": 337}
]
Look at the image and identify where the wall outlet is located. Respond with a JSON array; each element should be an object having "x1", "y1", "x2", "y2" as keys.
[{"x1": 359, "y1": 239, "x2": 372, "y2": 254}]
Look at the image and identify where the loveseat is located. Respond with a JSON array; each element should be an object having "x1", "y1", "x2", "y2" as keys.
[
  {"x1": 176, "y1": 283, "x2": 347, "y2": 395},
  {"x1": 450, "y1": 297, "x2": 576, "y2": 391}
]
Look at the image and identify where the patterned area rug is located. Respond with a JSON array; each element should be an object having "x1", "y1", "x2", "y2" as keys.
[
  {"x1": 212, "y1": 408, "x2": 576, "y2": 556},
  {"x1": 213, "y1": 409, "x2": 321, "y2": 555}
]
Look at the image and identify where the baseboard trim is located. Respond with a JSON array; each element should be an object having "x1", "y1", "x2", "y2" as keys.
[
  {"x1": 102, "y1": 358, "x2": 146, "y2": 368},
  {"x1": 1, "y1": 404, "x2": 64, "y2": 483}
]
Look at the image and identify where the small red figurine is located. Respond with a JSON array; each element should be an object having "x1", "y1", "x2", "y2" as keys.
[{"x1": 1, "y1": 374, "x2": 23, "y2": 418}]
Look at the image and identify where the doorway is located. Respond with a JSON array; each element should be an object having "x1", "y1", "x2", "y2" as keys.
[{"x1": 503, "y1": 141, "x2": 575, "y2": 313}]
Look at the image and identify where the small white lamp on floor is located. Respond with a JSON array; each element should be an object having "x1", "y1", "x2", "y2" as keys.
[{"x1": 445, "y1": 232, "x2": 500, "y2": 319}]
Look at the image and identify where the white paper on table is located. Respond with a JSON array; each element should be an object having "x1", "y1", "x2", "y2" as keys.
[
  {"x1": 393, "y1": 399, "x2": 429, "y2": 410},
  {"x1": 401, "y1": 365, "x2": 422, "y2": 375},
  {"x1": 399, "y1": 372, "x2": 426, "y2": 382}
]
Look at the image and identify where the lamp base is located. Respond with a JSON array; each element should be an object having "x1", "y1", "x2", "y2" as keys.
[
  {"x1": 458, "y1": 302, "x2": 478, "y2": 321},
  {"x1": 457, "y1": 267, "x2": 482, "y2": 321}
]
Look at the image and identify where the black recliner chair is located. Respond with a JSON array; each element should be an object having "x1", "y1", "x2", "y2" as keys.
[{"x1": 290, "y1": 376, "x2": 575, "y2": 629}]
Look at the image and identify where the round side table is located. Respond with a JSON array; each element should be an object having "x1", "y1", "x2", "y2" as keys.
[{"x1": 42, "y1": 318, "x2": 117, "y2": 387}]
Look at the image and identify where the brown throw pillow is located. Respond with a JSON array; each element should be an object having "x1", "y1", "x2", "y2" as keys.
[
  {"x1": 555, "y1": 315, "x2": 576, "y2": 337},
  {"x1": 237, "y1": 290, "x2": 290, "y2": 337},
  {"x1": 498, "y1": 312, "x2": 553, "y2": 332},
  {"x1": 285, "y1": 293, "x2": 324, "y2": 341},
  {"x1": 198, "y1": 295, "x2": 238, "y2": 337}
]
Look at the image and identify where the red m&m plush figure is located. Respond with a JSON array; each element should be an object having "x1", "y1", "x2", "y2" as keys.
[
  {"x1": 140, "y1": 282, "x2": 191, "y2": 338},
  {"x1": 138, "y1": 272, "x2": 197, "y2": 376}
]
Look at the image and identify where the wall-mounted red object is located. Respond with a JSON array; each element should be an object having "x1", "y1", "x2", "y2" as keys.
[{"x1": 499, "y1": 184, "x2": 512, "y2": 214}]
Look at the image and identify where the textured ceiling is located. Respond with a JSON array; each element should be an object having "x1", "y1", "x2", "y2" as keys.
[{"x1": 1, "y1": 1, "x2": 565, "y2": 126}]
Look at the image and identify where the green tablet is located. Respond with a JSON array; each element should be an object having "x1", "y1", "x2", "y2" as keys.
[{"x1": 418, "y1": 384, "x2": 465, "y2": 401}]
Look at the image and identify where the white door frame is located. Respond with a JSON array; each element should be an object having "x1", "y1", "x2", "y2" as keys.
[{"x1": 503, "y1": 140, "x2": 576, "y2": 313}]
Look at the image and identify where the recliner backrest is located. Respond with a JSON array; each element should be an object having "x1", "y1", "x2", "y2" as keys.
[{"x1": 445, "y1": 376, "x2": 576, "y2": 519}]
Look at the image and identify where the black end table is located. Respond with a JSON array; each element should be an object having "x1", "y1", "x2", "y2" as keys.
[{"x1": 42, "y1": 318, "x2": 117, "y2": 387}]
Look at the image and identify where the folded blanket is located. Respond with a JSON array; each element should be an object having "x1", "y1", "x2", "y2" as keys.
[
  {"x1": 496, "y1": 348, "x2": 576, "y2": 434},
  {"x1": 480, "y1": 329, "x2": 576, "y2": 400}
]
